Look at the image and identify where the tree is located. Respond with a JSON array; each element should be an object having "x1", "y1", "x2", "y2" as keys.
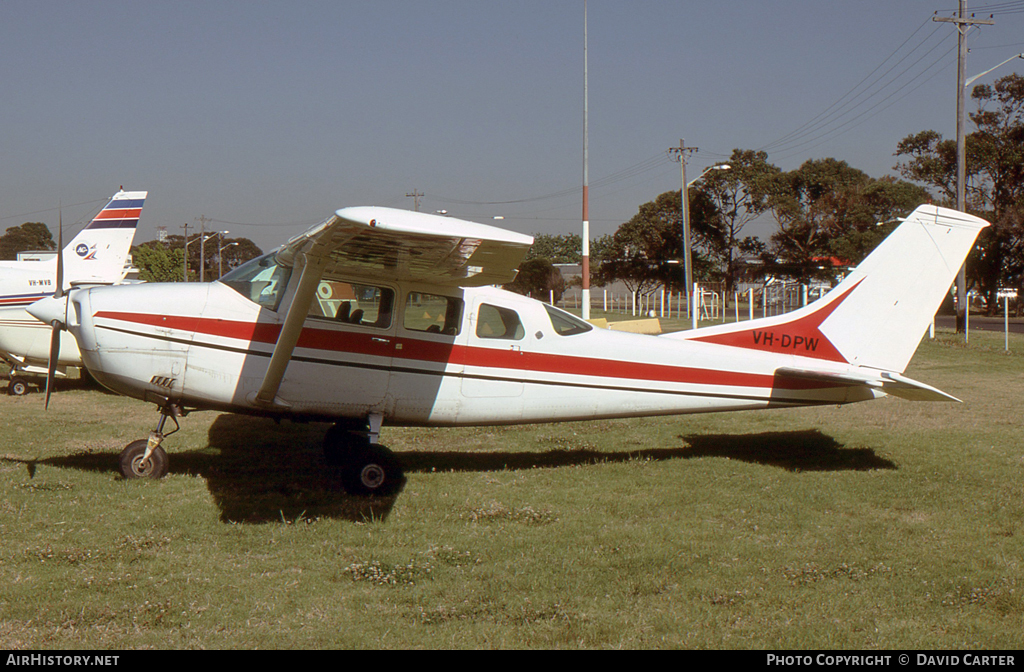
[
  {"x1": 696, "y1": 149, "x2": 781, "y2": 302},
  {"x1": 896, "y1": 73, "x2": 1024, "y2": 313},
  {"x1": 595, "y1": 189, "x2": 719, "y2": 296},
  {"x1": 0, "y1": 222, "x2": 55, "y2": 260},
  {"x1": 132, "y1": 235, "x2": 263, "y2": 283},
  {"x1": 769, "y1": 158, "x2": 928, "y2": 282},
  {"x1": 132, "y1": 243, "x2": 187, "y2": 283},
  {"x1": 504, "y1": 258, "x2": 566, "y2": 302},
  {"x1": 211, "y1": 236, "x2": 262, "y2": 278},
  {"x1": 527, "y1": 233, "x2": 582, "y2": 264},
  {"x1": 525, "y1": 233, "x2": 614, "y2": 289}
]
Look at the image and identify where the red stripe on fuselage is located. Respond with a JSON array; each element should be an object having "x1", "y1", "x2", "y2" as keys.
[
  {"x1": 690, "y1": 281, "x2": 862, "y2": 363},
  {"x1": 93, "y1": 311, "x2": 835, "y2": 391}
]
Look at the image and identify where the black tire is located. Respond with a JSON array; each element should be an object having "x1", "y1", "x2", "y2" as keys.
[
  {"x1": 119, "y1": 439, "x2": 170, "y2": 479},
  {"x1": 323, "y1": 419, "x2": 369, "y2": 466},
  {"x1": 340, "y1": 444, "x2": 404, "y2": 496},
  {"x1": 7, "y1": 379, "x2": 29, "y2": 396}
]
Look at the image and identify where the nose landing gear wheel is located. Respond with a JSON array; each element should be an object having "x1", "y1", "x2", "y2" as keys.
[
  {"x1": 7, "y1": 378, "x2": 29, "y2": 396},
  {"x1": 119, "y1": 439, "x2": 170, "y2": 479}
]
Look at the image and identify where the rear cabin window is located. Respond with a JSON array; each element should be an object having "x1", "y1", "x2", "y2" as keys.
[
  {"x1": 309, "y1": 280, "x2": 394, "y2": 329},
  {"x1": 476, "y1": 304, "x2": 525, "y2": 340},
  {"x1": 404, "y1": 293, "x2": 463, "y2": 335},
  {"x1": 544, "y1": 304, "x2": 593, "y2": 336}
]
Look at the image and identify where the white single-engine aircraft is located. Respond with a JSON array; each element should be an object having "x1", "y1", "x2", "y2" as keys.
[
  {"x1": 0, "y1": 189, "x2": 147, "y2": 395},
  {"x1": 29, "y1": 203, "x2": 987, "y2": 495}
]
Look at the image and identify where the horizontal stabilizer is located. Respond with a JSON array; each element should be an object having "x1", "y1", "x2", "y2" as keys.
[{"x1": 775, "y1": 367, "x2": 961, "y2": 403}]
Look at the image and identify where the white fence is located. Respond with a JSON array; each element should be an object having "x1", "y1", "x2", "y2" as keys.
[{"x1": 553, "y1": 281, "x2": 829, "y2": 320}]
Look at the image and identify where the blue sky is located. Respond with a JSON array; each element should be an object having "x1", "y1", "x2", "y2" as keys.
[{"x1": 3, "y1": 1, "x2": 1024, "y2": 250}]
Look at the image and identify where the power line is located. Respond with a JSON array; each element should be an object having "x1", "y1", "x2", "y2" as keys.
[
  {"x1": 759, "y1": 17, "x2": 939, "y2": 154},
  {"x1": 770, "y1": 41, "x2": 960, "y2": 161},
  {"x1": 424, "y1": 152, "x2": 673, "y2": 207},
  {"x1": 0, "y1": 197, "x2": 108, "y2": 223},
  {"x1": 205, "y1": 217, "x2": 324, "y2": 228},
  {"x1": 759, "y1": 17, "x2": 959, "y2": 157}
]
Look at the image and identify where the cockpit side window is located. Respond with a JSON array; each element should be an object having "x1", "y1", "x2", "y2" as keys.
[
  {"x1": 219, "y1": 253, "x2": 293, "y2": 312},
  {"x1": 476, "y1": 304, "x2": 525, "y2": 340},
  {"x1": 309, "y1": 280, "x2": 394, "y2": 329},
  {"x1": 405, "y1": 293, "x2": 463, "y2": 335}
]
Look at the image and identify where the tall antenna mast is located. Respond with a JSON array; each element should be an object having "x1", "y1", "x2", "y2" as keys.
[{"x1": 581, "y1": 0, "x2": 591, "y2": 320}]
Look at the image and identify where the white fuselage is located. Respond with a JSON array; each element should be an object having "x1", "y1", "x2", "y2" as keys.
[
  {"x1": 65, "y1": 278, "x2": 875, "y2": 427},
  {"x1": 0, "y1": 263, "x2": 82, "y2": 371}
]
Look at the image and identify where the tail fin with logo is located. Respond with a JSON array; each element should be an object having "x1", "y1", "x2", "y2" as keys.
[
  {"x1": 670, "y1": 204, "x2": 988, "y2": 375},
  {"x1": 61, "y1": 190, "x2": 147, "y2": 287}
]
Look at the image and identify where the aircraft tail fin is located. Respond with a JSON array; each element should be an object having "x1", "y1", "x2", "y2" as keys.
[
  {"x1": 62, "y1": 190, "x2": 147, "y2": 287},
  {"x1": 672, "y1": 204, "x2": 988, "y2": 373}
]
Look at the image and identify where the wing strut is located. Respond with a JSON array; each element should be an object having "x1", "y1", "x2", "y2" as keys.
[{"x1": 254, "y1": 251, "x2": 329, "y2": 407}]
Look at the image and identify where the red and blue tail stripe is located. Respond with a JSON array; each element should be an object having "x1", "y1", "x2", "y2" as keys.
[{"x1": 86, "y1": 195, "x2": 146, "y2": 230}]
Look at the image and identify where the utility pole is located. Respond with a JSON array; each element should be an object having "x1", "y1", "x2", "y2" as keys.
[
  {"x1": 181, "y1": 222, "x2": 190, "y2": 282},
  {"x1": 581, "y1": 0, "x2": 590, "y2": 320},
  {"x1": 934, "y1": 1, "x2": 994, "y2": 338},
  {"x1": 668, "y1": 140, "x2": 698, "y2": 318},
  {"x1": 406, "y1": 190, "x2": 423, "y2": 212}
]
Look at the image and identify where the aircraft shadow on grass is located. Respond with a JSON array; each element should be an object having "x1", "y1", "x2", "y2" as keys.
[
  {"x1": 7, "y1": 417, "x2": 895, "y2": 524},
  {"x1": 677, "y1": 430, "x2": 897, "y2": 472}
]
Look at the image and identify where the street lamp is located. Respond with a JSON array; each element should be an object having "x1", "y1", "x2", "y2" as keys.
[
  {"x1": 688, "y1": 163, "x2": 731, "y2": 188},
  {"x1": 218, "y1": 241, "x2": 239, "y2": 279},
  {"x1": 184, "y1": 232, "x2": 215, "y2": 282},
  {"x1": 965, "y1": 53, "x2": 1024, "y2": 89},
  {"x1": 682, "y1": 163, "x2": 730, "y2": 319}
]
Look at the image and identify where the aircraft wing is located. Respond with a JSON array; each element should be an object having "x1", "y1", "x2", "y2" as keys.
[
  {"x1": 774, "y1": 367, "x2": 961, "y2": 403},
  {"x1": 254, "y1": 206, "x2": 533, "y2": 407},
  {"x1": 275, "y1": 206, "x2": 534, "y2": 287}
]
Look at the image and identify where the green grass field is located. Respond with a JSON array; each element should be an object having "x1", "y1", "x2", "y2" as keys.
[{"x1": 1, "y1": 329, "x2": 1021, "y2": 649}]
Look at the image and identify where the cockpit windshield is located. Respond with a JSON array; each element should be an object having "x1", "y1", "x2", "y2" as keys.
[{"x1": 219, "y1": 252, "x2": 293, "y2": 311}]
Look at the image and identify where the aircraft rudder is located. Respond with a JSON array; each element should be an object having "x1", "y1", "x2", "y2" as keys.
[
  {"x1": 816, "y1": 204, "x2": 988, "y2": 371},
  {"x1": 61, "y1": 190, "x2": 148, "y2": 285}
]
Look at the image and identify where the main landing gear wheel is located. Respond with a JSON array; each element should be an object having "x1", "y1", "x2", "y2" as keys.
[
  {"x1": 119, "y1": 439, "x2": 170, "y2": 479},
  {"x1": 323, "y1": 420, "x2": 404, "y2": 496},
  {"x1": 341, "y1": 444, "x2": 403, "y2": 497},
  {"x1": 7, "y1": 378, "x2": 29, "y2": 396}
]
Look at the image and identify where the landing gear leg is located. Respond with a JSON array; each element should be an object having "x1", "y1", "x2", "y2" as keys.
[
  {"x1": 323, "y1": 413, "x2": 404, "y2": 496},
  {"x1": 119, "y1": 404, "x2": 182, "y2": 479}
]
